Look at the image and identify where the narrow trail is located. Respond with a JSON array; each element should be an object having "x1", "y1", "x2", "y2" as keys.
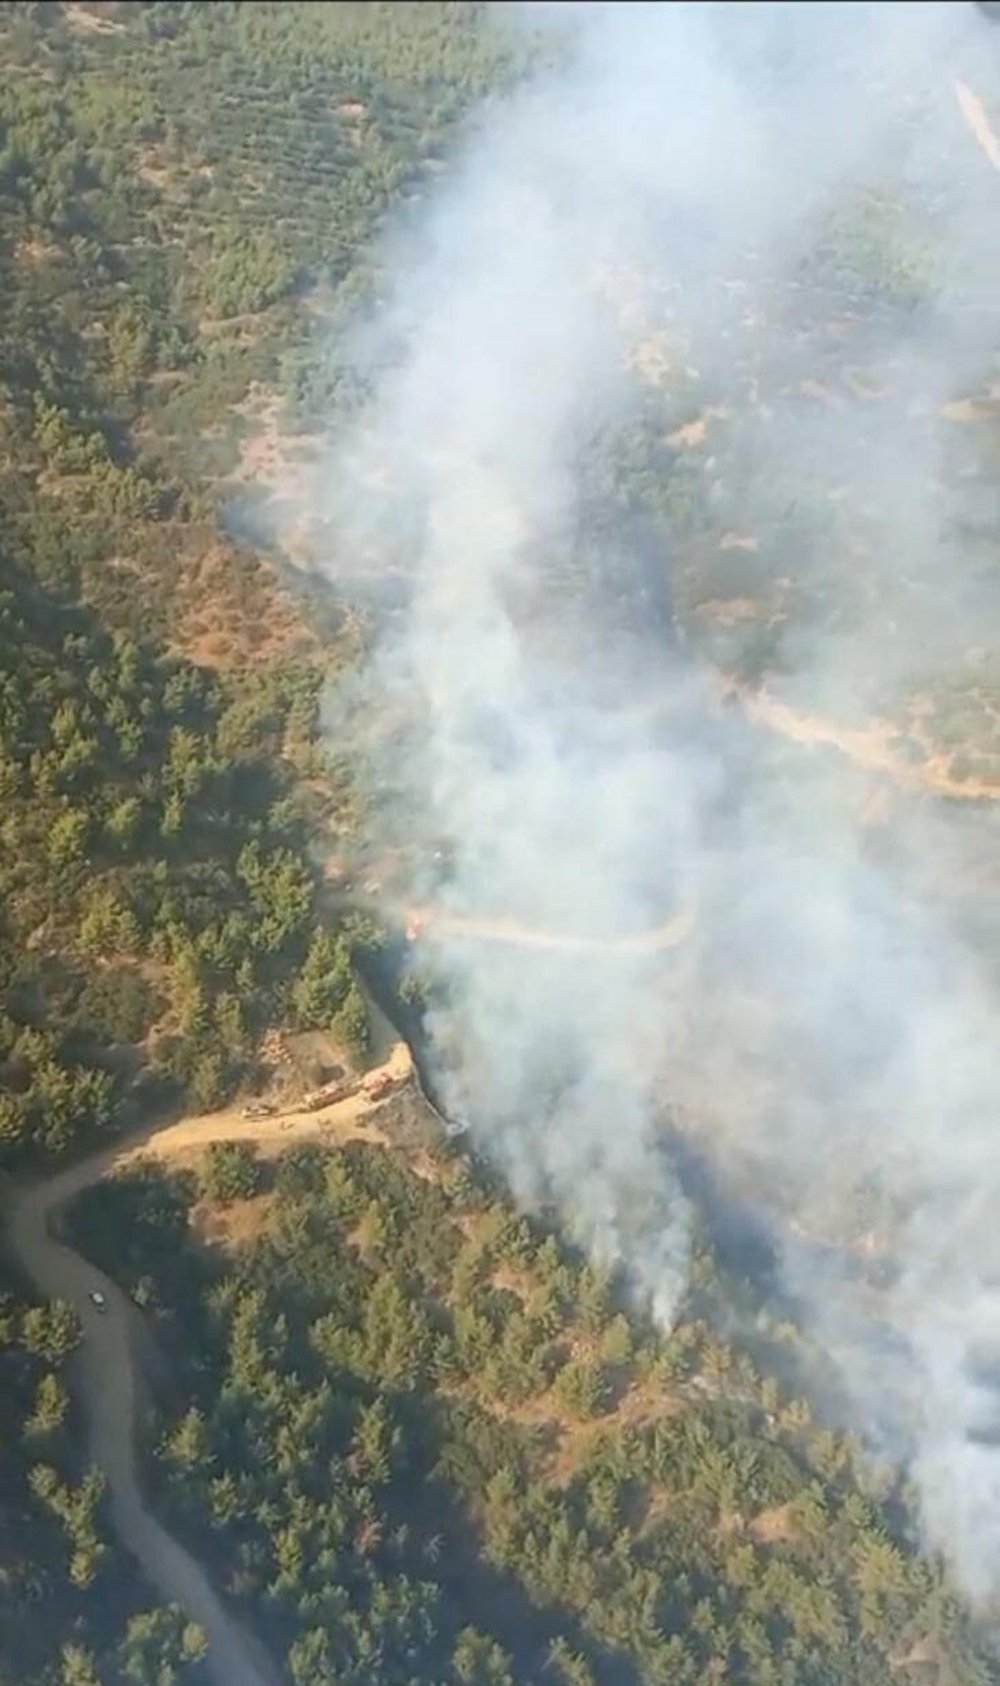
[
  {"x1": 954, "y1": 79, "x2": 1000, "y2": 173},
  {"x1": 404, "y1": 901, "x2": 696, "y2": 955},
  {"x1": 4, "y1": 1040, "x2": 412, "y2": 1686},
  {"x1": 331, "y1": 662, "x2": 1000, "y2": 975},
  {"x1": 728, "y1": 681, "x2": 1000, "y2": 803},
  {"x1": 323, "y1": 877, "x2": 696, "y2": 959}
]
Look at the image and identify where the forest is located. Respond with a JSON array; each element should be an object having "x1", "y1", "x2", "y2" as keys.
[
  {"x1": 0, "y1": 4, "x2": 514, "y2": 1681},
  {"x1": 0, "y1": 4, "x2": 997, "y2": 1685},
  {"x1": 66, "y1": 1131, "x2": 993, "y2": 1686}
]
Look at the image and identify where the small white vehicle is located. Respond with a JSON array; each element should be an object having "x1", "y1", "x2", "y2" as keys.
[{"x1": 89, "y1": 1290, "x2": 108, "y2": 1313}]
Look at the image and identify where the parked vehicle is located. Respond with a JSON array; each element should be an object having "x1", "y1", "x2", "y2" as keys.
[
  {"x1": 302, "y1": 1079, "x2": 357, "y2": 1112},
  {"x1": 362, "y1": 1071, "x2": 396, "y2": 1100}
]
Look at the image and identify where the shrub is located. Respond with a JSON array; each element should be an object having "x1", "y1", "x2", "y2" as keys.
[{"x1": 198, "y1": 1141, "x2": 262, "y2": 1204}]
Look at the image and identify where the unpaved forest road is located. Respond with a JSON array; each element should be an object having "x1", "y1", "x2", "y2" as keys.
[
  {"x1": 5, "y1": 1039, "x2": 412, "y2": 1686},
  {"x1": 955, "y1": 79, "x2": 1000, "y2": 173},
  {"x1": 405, "y1": 901, "x2": 696, "y2": 955},
  {"x1": 730, "y1": 681, "x2": 1000, "y2": 803},
  {"x1": 326, "y1": 879, "x2": 697, "y2": 958}
]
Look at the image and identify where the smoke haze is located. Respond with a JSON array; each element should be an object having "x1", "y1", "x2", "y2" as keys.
[{"x1": 309, "y1": 1, "x2": 1000, "y2": 1605}]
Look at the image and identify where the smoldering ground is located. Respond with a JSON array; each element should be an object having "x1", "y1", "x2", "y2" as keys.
[{"x1": 302, "y1": 2, "x2": 1000, "y2": 1605}]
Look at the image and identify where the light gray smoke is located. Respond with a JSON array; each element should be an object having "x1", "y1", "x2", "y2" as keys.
[{"x1": 312, "y1": 1, "x2": 1000, "y2": 1604}]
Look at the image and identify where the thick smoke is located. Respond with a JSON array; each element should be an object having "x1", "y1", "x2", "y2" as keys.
[{"x1": 313, "y1": 2, "x2": 1000, "y2": 1603}]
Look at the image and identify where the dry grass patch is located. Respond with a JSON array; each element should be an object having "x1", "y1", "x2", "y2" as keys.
[
  {"x1": 747, "y1": 1501, "x2": 795, "y2": 1545},
  {"x1": 172, "y1": 542, "x2": 316, "y2": 670},
  {"x1": 63, "y1": 2, "x2": 124, "y2": 34},
  {"x1": 189, "y1": 1191, "x2": 275, "y2": 1258}
]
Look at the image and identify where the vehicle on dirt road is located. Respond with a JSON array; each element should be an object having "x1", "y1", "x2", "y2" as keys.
[
  {"x1": 301, "y1": 1078, "x2": 359, "y2": 1111},
  {"x1": 361, "y1": 1070, "x2": 398, "y2": 1101}
]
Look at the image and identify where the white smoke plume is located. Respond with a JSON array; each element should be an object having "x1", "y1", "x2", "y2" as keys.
[{"x1": 311, "y1": 1, "x2": 1000, "y2": 1603}]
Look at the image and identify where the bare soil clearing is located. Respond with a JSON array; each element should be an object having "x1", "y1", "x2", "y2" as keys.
[
  {"x1": 117, "y1": 1035, "x2": 410, "y2": 1173},
  {"x1": 173, "y1": 540, "x2": 315, "y2": 671},
  {"x1": 189, "y1": 1191, "x2": 275, "y2": 1257},
  {"x1": 226, "y1": 384, "x2": 323, "y2": 497}
]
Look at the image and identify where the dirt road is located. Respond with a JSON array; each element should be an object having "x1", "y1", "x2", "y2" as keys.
[
  {"x1": 954, "y1": 79, "x2": 1000, "y2": 173},
  {"x1": 404, "y1": 902, "x2": 695, "y2": 955},
  {"x1": 729, "y1": 681, "x2": 1000, "y2": 803},
  {"x1": 5, "y1": 1038, "x2": 412, "y2": 1686}
]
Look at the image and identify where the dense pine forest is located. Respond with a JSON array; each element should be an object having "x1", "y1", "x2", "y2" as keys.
[
  {"x1": 0, "y1": 5, "x2": 518, "y2": 1679},
  {"x1": 66, "y1": 1134, "x2": 995, "y2": 1686}
]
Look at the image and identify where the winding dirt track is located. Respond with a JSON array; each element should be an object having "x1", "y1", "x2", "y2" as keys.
[
  {"x1": 324, "y1": 881, "x2": 697, "y2": 956},
  {"x1": 954, "y1": 79, "x2": 1000, "y2": 173},
  {"x1": 5, "y1": 1041, "x2": 411, "y2": 1686},
  {"x1": 11, "y1": 1163, "x2": 280, "y2": 1686},
  {"x1": 726, "y1": 680, "x2": 1000, "y2": 803},
  {"x1": 404, "y1": 902, "x2": 696, "y2": 955}
]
